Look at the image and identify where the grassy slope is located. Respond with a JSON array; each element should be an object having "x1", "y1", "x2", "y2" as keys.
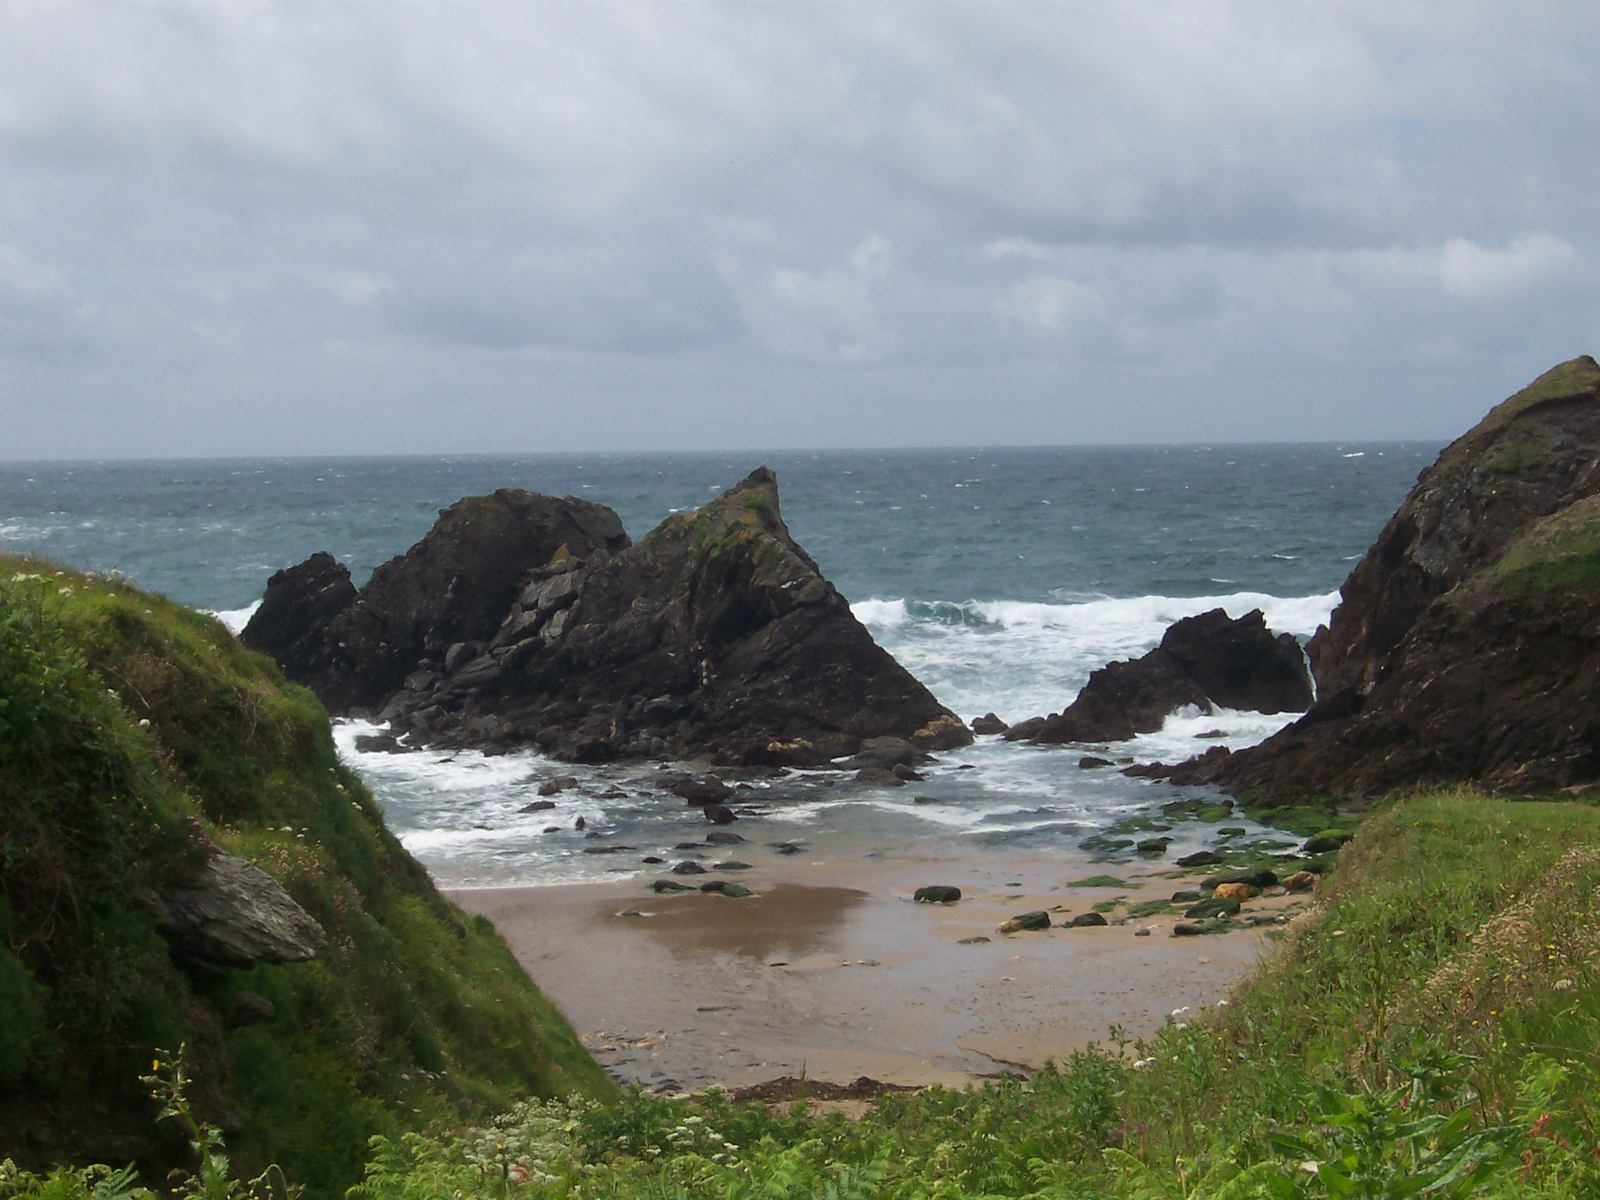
[{"x1": 0, "y1": 558, "x2": 612, "y2": 1198}]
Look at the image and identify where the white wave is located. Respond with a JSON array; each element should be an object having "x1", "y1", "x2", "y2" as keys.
[
  {"x1": 850, "y1": 597, "x2": 909, "y2": 628},
  {"x1": 210, "y1": 600, "x2": 261, "y2": 634}
]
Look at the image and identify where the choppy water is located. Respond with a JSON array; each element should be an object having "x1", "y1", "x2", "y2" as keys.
[{"x1": 1, "y1": 444, "x2": 1434, "y2": 885}]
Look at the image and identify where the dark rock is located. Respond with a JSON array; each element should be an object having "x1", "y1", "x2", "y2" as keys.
[
  {"x1": 701, "y1": 881, "x2": 753, "y2": 898},
  {"x1": 970, "y1": 712, "x2": 1009, "y2": 735},
  {"x1": 1171, "y1": 890, "x2": 1202, "y2": 902},
  {"x1": 1172, "y1": 922, "x2": 1205, "y2": 937},
  {"x1": 1136, "y1": 837, "x2": 1172, "y2": 854},
  {"x1": 1002, "y1": 715, "x2": 1048, "y2": 741},
  {"x1": 714, "y1": 860, "x2": 752, "y2": 870},
  {"x1": 958, "y1": 935, "x2": 991, "y2": 944},
  {"x1": 671, "y1": 861, "x2": 708, "y2": 875},
  {"x1": 583, "y1": 845, "x2": 635, "y2": 855},
  {"x1": 1121, "y1": 761, "x2": 1174, "y2": 779},
  {"x1": 137, "y1": 854, "x2": 326, "y2": 967},
  {"x1": 520, "y1": 800, "x2": 557, "y2": 812},
  {"x1": 674, "y1": 842, "x2": 703, "y2": 850},
  {"x1": 354, "y1": 732, "x2": 401, "y2": 753},
  {"x1": 1068, "y1": 911, "x2": 1109, "y2": 927},
  {"x1": 770, "y1": 841, "x2": 806, "y2": 855},
  {"x1": 652, "y1": 880, "x2": 695, "y2": 892},
  {"x1": 669, "y1": 775, "x2": 733, "y2": 804},
  {"x1": 1175, "y1": 850, "x2": 1222, "y2": 868},
  {"x1": 1172, "y1": 358, "x2": 1600, "y2": 801},
  {"x1": 703, "y1": 803, "x2": 737, "y2": 824},
  {"x1": 997, "y1": 910, "x2": 1051, "y2": 933},
  {"x1": 706, "y1": 830, "x2": 746, "y2": 844},
  {"x1": 1205, "y1": 869, "x2": 1278, "y2": 889},
  {"x1": 1078, "y1": 755, "x2": 1113, "y2": 769},
  {"x1": 239, "y1": 552, "x2": 357, "y2": 678},
  {"x1": 911, "y1": 715, "x2": 975, "y2": 751},
  {"x1": 855, "y1": 765, "x2": 905, "y2": 786},
  {"x1": 574, "y1": 816, "x2": 586, "y2": 831},
  {"x1": 1159, "y1": 608, "x2": 1313, "y2": 714},
  {"x1": 641, "y1": 856, "x2": 664, "y2": 864},
  {"x1": 891, "y1": 763, "x2": 923, "y2": 782},
  {"x1": 913, "y1": 885, "x2": 962, "y2": 904},
  {"x1": 1184, "y1": 897, "x2": 1241, "y2": 919},
  {"x1": 248, "y1": 491, "x2": 628, "y2": 711},
  {"x1": 1009, "y1": 609, "x2": 1310, "y2": 747},
  {"x1": 226, "y1": 990, "x2": 276, "y2": 1028},
  {"x1": 851, "y1": 736, "x2": 931, "y2": 768},
  {"x1": 913, "y1": 794, "x2": 940, "y2": 804}
]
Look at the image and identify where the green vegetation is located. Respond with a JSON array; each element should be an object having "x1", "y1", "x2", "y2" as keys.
[
  {"x1": 1495, "y1": 494, "x2": 1600, "y2": 594},
  {"x1": 1485, "y1": 355, "x2": 1600, "y2": 426},
  {"x1": 0, "y1": 560, "x2": 610, "y2": 1198},
  {"x1": 1066, "y1": 875, "x2": 1130, "y2": 888},
  {"x1": 1487, "y1": 436, "x2": 1549, "y2": 475}
]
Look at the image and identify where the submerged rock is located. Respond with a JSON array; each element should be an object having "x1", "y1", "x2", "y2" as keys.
[{"x1": 1173, "y1": 357, "x2": 1600, "y2": 801}]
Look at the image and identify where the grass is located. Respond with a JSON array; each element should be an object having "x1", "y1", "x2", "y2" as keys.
[
  {"x1": 0, "y1": 559, "x2": 611, "y2": 1198},
  {"x1": 1495, "y1": 494, "x2": 1600, "y2": 594}
]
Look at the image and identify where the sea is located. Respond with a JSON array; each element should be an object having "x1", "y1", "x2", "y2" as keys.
[{"x1": 0, "y1": 445, "x2": 1437, "y2": 887}]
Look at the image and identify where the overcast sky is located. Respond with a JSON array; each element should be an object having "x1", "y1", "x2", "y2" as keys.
[{"x1": 2, "y1": 2, "x2": 1598, "y2": 459}]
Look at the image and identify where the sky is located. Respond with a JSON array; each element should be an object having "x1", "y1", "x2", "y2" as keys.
[{"x1": 2, "y1": 2, "x2": 1599, "y2": 459}]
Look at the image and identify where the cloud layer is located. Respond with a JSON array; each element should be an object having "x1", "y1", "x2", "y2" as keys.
[{"x1": 2, "y1": 1, "x2": 1598, "y2": 456}]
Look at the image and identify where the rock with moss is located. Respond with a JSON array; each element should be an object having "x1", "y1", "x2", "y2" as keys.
[{"x1": 1172, "y1": 356, "x2": 1600, "y2": 801}]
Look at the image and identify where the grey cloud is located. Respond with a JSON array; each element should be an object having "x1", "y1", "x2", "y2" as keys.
[{"x1": 1, "y1": 1, "x2": 1599, "y2": 456}]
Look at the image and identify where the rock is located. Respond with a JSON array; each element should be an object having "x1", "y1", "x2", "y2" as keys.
[
  {"x1": 891, "y1": 763, "x2": 923, "y2": 782},
  {"x1": 1136, "y1": 837, "x2": 1172, "y2": 854},
  {"x1": 226, "y1": 990, "x2": 276, "y2": 1028},
  {"x1": 703, "y1": 803, "x2": 737, "y2": 824},
  {"x1": 246, "y1": 491, "x2": 629, "y2": 711},
  {"x1": 1301, "y1": 830, "x2": 1352, "y2": 854},
  {"x1": 1134, "y1": 926, "x2": 1152, "y2": 937},
  {"x1": 1078, "y1": 755, "x2": 1113, "y2": 769},
  {"x1": 520, "y1": 800, "x2": 557, "y2": 812},
  {"x1": 1158, "y1": 608, "x2": 1313, "y2": 714},
  {"x1": 958, "y1": 935, "x2": 991, "y2": 944},
  {"x1": 574, "y1": 816, "x2": 586, "y2": 831},
  {"x1": 1282, "y1": 870, "x2": 1320, "y2": 891},
  {"x1": 1172, "y1": 922, "x2": 1205, "y2": 937},
  {"x1": 855, "y1": 765, "x2": 905, "y2": 786},
  {"x1": 771, "y1": 841, "x2": 805, "y2": 855},
  {"x1": 706, "y1": 830, "x2": 746, "y2": 844},
  {"x1": 354, "y1": 732, "x2": 401, "y2": 753},
  {"x1": 912, "y1": 714, "x2": 975, "y2": 751},
  {"x1": 913, "y1": 885, "x2": 962, "y2": 904},
  {"x1": 1171, "y1": 890, "x2": 1202, "y2": 902},
  {"x1": 1170, "y1": 358, "x2": 1600, "y2": 802},
  {"x1": 671, "y1": 861, "x2": 707, "y2": 875},
  {"x1": 714, "y1": 860, "x2": 752, "y2": 870},
  {"x1": 1121, "y1": 761, "x2": 1174, "y2": 779},
  {"x1": 641, "y1": 856, "x2": 664, "y2": 864},
  {"x1": 716, "y1": 883, "x2": 752, "y2": 898},
  {"x1": 997, "y1": 910, "x2": 1051, "y2": 933},
  {"x1": 539, "y1": 776, "x2": 579, "y2": 796},
  {"x1": 850, "y1": 736, "x2": 930, "y2": 768},
  {"x1": 652, "y1": 880, "x2": 695, "y2": 892},
  {"x1": 1175, "y1": 850, "x2": 1222, "y2": 868},
  {"x1": 1184, "y1": 897, "x2": 1241, "y2": 919},
  {"x1": 1212, "y1": 882, "x2": 1252, "y2": 902},
  {"x1": 1007, "y1": 607, "x2": 1312, "y2": 746},
  {"x1": 970, "y1": 712, "x2": 1009, "y2": 735},
  {"x1": 1205, "y1": 869, "x2": 1277, "y2": 890},
  {"x1": 1068, "y1": 911, "x2": 1108, "y2": 927},
  {"x1": 239, "y1": 552, "x2": 357, "y2": 678},
  {"x1": 669, "y1": 776, "x2": 733, "y2": 804},
  {"x1": 913, "y1": 795, "x2": 940, "y2": 804},
  {"x1": 137, "y1": 854, "x2": 326, "y2": 968}
]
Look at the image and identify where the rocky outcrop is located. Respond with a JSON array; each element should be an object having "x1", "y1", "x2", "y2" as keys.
[
  {"x1": 136, "y1": 854, "x2": 326, "y2": 968},
  {"x1": 1173, "y1": 356, "x2": 1600, "y2": 801},
  {"x1": 250, "y1": 468, "x2": 968, "y2": 766},
  {"x1": 242, "y1": 489, "x2": 629, "y2": 711},
  {"x1": 1007, "y1": 608, "x2": 1311, "y2": 744}
]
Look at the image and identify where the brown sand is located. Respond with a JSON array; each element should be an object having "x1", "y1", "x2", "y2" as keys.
[{"x1": 450, "y1": 849, "x2": 1306, "y2": 1091}]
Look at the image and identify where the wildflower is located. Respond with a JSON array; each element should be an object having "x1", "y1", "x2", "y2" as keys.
[
  {"x1": 1170, "y1": 1007, "x2": 1190, "y2": 1017},
  {"x1": 1300, "y1": 1161, "x2": 1319, "y2": 1174},
  {"x1": 139, "y1": 719, "x2": 151, "y2": 727},
  {"x1": 1555, "y1": 979, "x2": 1576, "y2": 991}
]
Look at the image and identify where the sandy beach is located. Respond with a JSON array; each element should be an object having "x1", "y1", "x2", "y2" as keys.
[{"x1": 451, "y1": 843, "x2": 1307, "y2": 1091}]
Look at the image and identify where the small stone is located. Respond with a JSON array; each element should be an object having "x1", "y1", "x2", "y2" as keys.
[
  {"x1": 651, "y1": 880, "x2": 695, "y2": 893},
  {"x1": 1134, "y1": 927, "x2": 1152, "y2": 937},
  {"x1": 1172, "y1": 922, "x2": 1204, "y2": 937},
  {"x1": 520, "y1": 800, "x2": 557, "y2": 812},
  {"x1": 1068, "y1": 911, "x2": 1108, "y2": 927},
  {"x1": 1078, "y1": 755, "x2": 1113, "y2": 769},
  {"x1": 1212, "y1": 882, "x2": 1252, "y2": 902},
  {"x1": 641, "y1": 856, "x2": 664, "y2": 864},
  {"x1": 913, "y1": 795, "x2": 940, "y2": 804},
  {"x1": 714, "y1": 860, "x2": 753, "y2": 871},
  {"x1": 671, "y1": 861, "x2": 708, "y2": 875},
  {"x1": 914, "y1": 885, "x2": 962, "y2": 904},
  {"x1": 958, "y1": 935, "x2": 991, "y2": 944},
  {"x1": 1175, "y1": 850, "x2": 1221, "y2": 867}
]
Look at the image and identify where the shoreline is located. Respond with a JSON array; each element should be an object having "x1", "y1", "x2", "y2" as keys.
[{"x1": 449, "y1": 847, "x2": 1305, "y2": 1091}]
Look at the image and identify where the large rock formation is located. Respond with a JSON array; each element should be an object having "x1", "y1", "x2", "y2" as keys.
[
  {"x1": 248, "y1": 469, "x2": 968, "y2": 766},
  {"x1": 1173, "y1": 356, "x2": 1600, "y2": 801},
  {"x1": 243, "y1": 489, "x2": 629, "y2": 711},
  {"x1": 1007, "y1": 608, "x2": 1312, "y2": 744},
  {"x1": 136, "y1": 854, "x2": 326, "y2": 968}
]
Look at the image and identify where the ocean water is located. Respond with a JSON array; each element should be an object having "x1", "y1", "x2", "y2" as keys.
[{"x1": 0, "y1": 444, "x2": 1436, "y2": 885}]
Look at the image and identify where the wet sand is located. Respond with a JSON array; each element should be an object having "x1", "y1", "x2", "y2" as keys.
[{"x1": 450, "y1": 845, "x2": 1307, "y2": 1090}]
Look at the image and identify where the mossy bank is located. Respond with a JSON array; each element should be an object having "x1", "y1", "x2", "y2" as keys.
[{"x1": 0, "y1": 557, "x2": 612, "y2": 1197}]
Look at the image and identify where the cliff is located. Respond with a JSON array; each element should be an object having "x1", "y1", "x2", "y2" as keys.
[{"x1": 1174, "y1": 356, "x2": 1600, "y2": 802}]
